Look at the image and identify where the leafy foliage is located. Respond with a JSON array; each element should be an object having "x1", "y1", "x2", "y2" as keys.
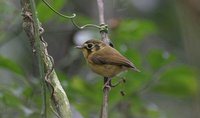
[
  {"x1": 0, "y1": 56, "x2": 25, "y2": 76},
  {"x1": 152, "y1": 66, "x2": 198, "y2": 97},
  {"x1": 147, "y1": 50, "x2": 175, "y2": 70},
  {"x1": 37, "y1": 0, "x2": 66, "y2": 22},
  {"x1": 112, "y1": 19, "x2": 156, "y2": 44}
]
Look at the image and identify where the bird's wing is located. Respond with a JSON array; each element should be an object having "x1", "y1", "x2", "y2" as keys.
[{"x1": 89, "y1": 46, "x2": 139, "y2": 71}]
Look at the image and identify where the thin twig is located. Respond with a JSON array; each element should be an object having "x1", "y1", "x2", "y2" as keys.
[
  {"x1": 97, "y1": 0, "x2": 105, "y2": 24},
  {"x1": 96, "y1": 0, "x2": 111, "y2": 118},
  {"x1": 100, "y1": 77, "x2": 110, "y2": 118},
  {"x1": 97, "y1": 0, "x2": 110, "y2": 45}
]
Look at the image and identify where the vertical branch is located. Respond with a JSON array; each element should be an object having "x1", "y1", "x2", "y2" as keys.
[
  {"x1": 97, "y1": 0, "x2": 105, "y2": 24},
  {"x1": 21, "y1": 0, "x2": 47, "y2": 117},
  {"x1": 21, "y1": 0, "x2": 72, "y2": 118},
  {"x1": 97, "y1": 0, "x2": 111, "y2": 118},
  {"x1": 97, "y1": 0, "x2": 110, "y2": 45},
  {"x1": 100, "y1": 77, "x2": 110, "y2": 118}
]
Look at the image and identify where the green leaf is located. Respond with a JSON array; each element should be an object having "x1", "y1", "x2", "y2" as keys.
[
  {"x1": 23, "y1": 87, "x2": 32, "y2": 97},
  {"x1": 69, "y1": 76, "x2": 101, "y2": 103},
  {"x1": 56, "y1": 70, "x2": 68, "y2": 81},
  {"x1": 130, "y1": 96, "x2": 148, "y2": 117},
  {"x1": 37, "y1": 0, "x2": 66, "y2": 22},
  {"x1": 70, "y1": 76, "x2": 87, "y2": 92},
  {"x1": 68, "y1": 76, "x2": 102, "y2": 117},
  {"x1": 125, "y1": 71, "x2": 151, "y2": 93},
  {"x1": 1, "y1": 91, "x2": 21, "y2": 107},
  {"x1": 147, "y1": 50, "x2": 175, "y2": 70},
  {"x1": 112, "y1": 19, "x2": 156, "y2": 42},
  {"x1": 123, "y1": 49, "x2": 142, "y2": 68},
  {"x1": 152, "y1": 66, "x2": 198, "y2": 97},
  {"x1": 0, "y1": 55, "x2": 25, "y2": 76}
]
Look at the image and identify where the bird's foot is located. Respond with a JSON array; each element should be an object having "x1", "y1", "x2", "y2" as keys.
[
  {"x1": 102, "y1": 78, "x2": 112, "y2": 91},
  {"x1": 103, "y1": 84, "x2": 112, "y2": 91},
  {"x1": 110, "y1": 77, "x2": 126, "y2": 87}
]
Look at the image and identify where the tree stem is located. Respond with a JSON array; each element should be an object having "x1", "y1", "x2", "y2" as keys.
[
  {"x1": 100, "y1": 77, "x2": 110, "y2": 118},
  {"x1": 96, "y1": 0, "x2": 111, "y2": 118},
  {"x1": 21, "y1": 0, "x2": 71, "y2": 117},
  {"x1": 97, "y1": 0, "x2": 105, "y2": 24}
]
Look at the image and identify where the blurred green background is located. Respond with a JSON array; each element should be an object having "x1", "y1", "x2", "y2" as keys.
[{"x1": 0, "y1": 0, "x2": 200, "y2": 118}]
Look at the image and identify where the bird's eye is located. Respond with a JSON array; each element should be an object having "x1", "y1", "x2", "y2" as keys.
[{"x1": 87, "y1": 43, "x2": 94, "y2": 49}]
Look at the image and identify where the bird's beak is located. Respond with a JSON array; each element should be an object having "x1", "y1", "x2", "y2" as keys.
[{"x1": 75, "y1": 45, "x2": 84, "y2": 49}]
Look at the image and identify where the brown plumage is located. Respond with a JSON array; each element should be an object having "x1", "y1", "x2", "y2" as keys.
[{"x1": 76, "y1": 39, "x2": 140, "y2": 78}]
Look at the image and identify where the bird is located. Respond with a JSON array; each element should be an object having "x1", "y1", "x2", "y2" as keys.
[{"x1": 75, "y1": 39, "x2": 140, "y2": 78}]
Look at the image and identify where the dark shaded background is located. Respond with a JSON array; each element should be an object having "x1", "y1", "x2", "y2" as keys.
[{"x1": 0, "y1": 0, "x2": 199, "y2": 118}]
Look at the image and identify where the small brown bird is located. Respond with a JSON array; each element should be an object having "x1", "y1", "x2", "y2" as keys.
[{"x1": 76, "y1": 39, "x2": 140, "y2": 78}]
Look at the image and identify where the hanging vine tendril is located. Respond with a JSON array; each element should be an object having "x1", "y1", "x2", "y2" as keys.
[
  {"x1": 41, "y1": 0, "x2": 76, "y2": 19},
  {"x1": 41, "y1": 0, "x2": 108, "y2": 32}
]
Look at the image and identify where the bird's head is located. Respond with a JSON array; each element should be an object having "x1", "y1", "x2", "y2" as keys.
[{"x1": 75, "y1": 39, "x2": 106, "y2": 58}]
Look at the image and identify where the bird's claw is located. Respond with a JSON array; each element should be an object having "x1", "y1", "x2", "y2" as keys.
[{"x1": 103, "y1": 84, "x2": 112, "y2": 91}]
